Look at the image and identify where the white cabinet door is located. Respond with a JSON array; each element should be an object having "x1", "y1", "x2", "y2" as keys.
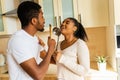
[
  {"x1": 77, "y1": 0, "x2": 109, "y2": 28},
  {"x1": 116, "y1": 58, "x2": 120, "y2": 80},
  {"x1": 0, "y1": 0, "x2": 19, "y2": 35},
  {"x1": 40, "y1": 0, "x2": 77, "y2": 30},
  {"x1": 114, "y1": 0, "x2": 120, "y2": 25},
  {"x1": 0, "y1": 0, "x2": 4, "y2": 32},
  {"x1": 40, "y1": 0, "x2": 55, "y2": 30},
  {"x1": 58, "y1": 0, "x2": 76, "y2": 21},
  {"x1": 85, "y1": 69, "x2": 117, "y2": 80}
]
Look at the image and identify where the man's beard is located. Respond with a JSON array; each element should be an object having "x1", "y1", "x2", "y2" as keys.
[
  {"x1": 36, "y1": 21, "x2": 45, "y2": 32},
  {"x1": 37, "y1": 28, "x2": 44, "y2": 32}
]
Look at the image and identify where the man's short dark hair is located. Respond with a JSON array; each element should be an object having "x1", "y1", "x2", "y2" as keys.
[{"x1": 17, "y1": 1, "x2": 41, "y2": 29}]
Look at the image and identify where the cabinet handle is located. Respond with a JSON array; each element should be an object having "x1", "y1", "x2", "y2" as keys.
[
  {"x1": 59, "y1": 16, "x2": 61, "y2": 26},
  {"x1": 54, "y1": 16, "x2": 57, "y2": 27},
  {"x1": 78, "y1": 14, "x2": 81, "y2": 23}
]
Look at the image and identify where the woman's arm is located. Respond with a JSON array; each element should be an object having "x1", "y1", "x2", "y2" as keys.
[{"x1": 57, "y1": 40, "x2": 90, "y2": 76}]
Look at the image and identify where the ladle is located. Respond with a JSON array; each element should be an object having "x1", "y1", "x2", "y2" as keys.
[{"x1": 52, "y1": 27, "x2": 61, "y2": 51}]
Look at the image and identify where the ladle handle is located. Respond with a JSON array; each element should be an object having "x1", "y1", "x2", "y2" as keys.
[
  {"x1": 59, "y1": 16, "x2": 61, "y2": 26},
  {"x1": 55, "y1": 36, "x2": 59, "y2": 51},
  {"x1": 78, "y1": 14, "x2": 81, "y2": 23},
  {"x1": 54, "y1": 16, "x2": 57, "y2": 27}
]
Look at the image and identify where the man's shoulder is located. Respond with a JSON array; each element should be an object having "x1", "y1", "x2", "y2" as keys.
[{"x1": 8, "y1": 30, "x2": 27, "y2": 44}]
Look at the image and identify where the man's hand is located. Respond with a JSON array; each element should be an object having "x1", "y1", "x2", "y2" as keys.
[
  {"x1": 47, "y1": 36, "x2": 56, "y2": 55},
  {"x1": 38, "y1": 37, "x2": 45, "y2": 47}
]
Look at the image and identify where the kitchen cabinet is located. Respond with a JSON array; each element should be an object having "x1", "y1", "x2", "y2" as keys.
[
  {"x1": 39, "y1": 0, "x2": 55, "y2": 30},
  {"x1": 113, "y1": 0, "x2": 120, "y2": 25},
  {"x1": 0, "y1": 0, "x2": 4, "y2": 32},
  {"x1": 85, "y1": 70, "x2": 117, "y2": 80},
  {"x1": 40, "y1": 0, "x2": 109, "y2": 29},
  {"x1": 108, "y1": 0, "x2": 120, "y2": 71},
  {"x1": 0, "y1": 62, "x2": 117, "y2": 80},
  {"x1": 116, "y1": 58, "x2": 120, "y2": 80},
  {"x1": 39, "y1": 0, "x2": 77, "y2": 31},
  {"x1": 77, "y1": 0, "x2": 109, "y2": 27},
  {"x1": 0, "y1": 0, "x2": 19, "y2": 35},
  {"x1": 85, "y1": 61, "x2": 117, "y2": 80},
  {"x1": 1, "y1": 0, "x2": 110, "y2": 34},
  {"x1": 109, "y1": 0, "x2": 120, "y2": 25}
]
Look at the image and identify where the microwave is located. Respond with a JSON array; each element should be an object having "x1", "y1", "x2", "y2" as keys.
[
  {"x1": 117, "y1": 36, "x2": 120, "y2": 48},
  {"x1": 116, "y1": 25, "x2": 120, "y2": 48}
]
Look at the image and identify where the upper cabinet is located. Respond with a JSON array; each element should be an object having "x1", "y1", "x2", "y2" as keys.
[
  {"x1": 39, "y1": 0, "x2": 76, "y2": 30},
  {"x1": 40, "y1": 0, "x2": 109, "y2": 29},
  {"x1": 0, "y1": 0, "x2": 110, "y2": 34},
  {"x1": 56, "y1": 0, "x2": 76, "y2": 22},
  {"x1": 0, "y1": 0, "x2": 4, "y2": 32},
  {"x1": 0, "y1": 0, "x2": 19, "y2": 35},
  {"x1": 77, "y1": 0, "x2": 109, "y2": 27},
  {"x1": 39, "y1": 0, "x2": 55, "y2": 29},
  {"x1": 114, "y1": 0, "x2": 120, "y2": 25},
  {"x1": 109, "y1": 0, "x2": 120, "y2": 26}
]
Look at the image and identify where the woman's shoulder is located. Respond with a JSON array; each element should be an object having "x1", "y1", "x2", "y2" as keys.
[
  {"x1": 76, "y1": 39, "x2": 86, "y2": 43},
  {"x1": 76, "y1": 39, "x2": 87, "y2": 46}
]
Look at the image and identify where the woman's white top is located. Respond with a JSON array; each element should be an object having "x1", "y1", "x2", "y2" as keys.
[{"x1": 57, "y1": 39, "x2": 90, "y2": 80}]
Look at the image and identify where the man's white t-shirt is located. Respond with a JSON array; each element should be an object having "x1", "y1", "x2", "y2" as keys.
[{"x1": 7, "y1": 30, "x2": 44, "y2": 80}]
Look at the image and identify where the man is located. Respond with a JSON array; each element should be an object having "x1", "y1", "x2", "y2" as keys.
[{"x1": 7, "y1": 1, "x2": 56, "y2": 80}]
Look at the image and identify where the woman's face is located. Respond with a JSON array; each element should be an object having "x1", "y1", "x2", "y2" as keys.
[{"x1": 60, "y1": 18, "x2": 77, "y2": 35}]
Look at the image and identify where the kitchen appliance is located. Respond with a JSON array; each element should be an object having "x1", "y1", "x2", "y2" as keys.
[
  {"x1": 116, "y1": 25, "x2": 120, "y2": 80},
  {"x1": 116, "y1": 58, "x2": 120, "y2": 80},
  {"x1": 2, "y1": 0, "x2": 38, "y2": 17},
  {"x1": 116, "y1": 25, "x2": 120, "y2": 48},
  {"x1": 117, "y1": 36, "x2": 120, "y2": 48}
]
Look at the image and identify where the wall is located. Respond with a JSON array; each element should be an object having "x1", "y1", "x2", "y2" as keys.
[
  {"x1": 107, "y1": 0, "x2": 117, "y2": 71},
  {"x1": 0, "y1": 27, "x2": 109, "y2": 74},
  {"x1": 0, "y1": 35, "x2": 10, "y2": 55},
  {"x1": 0, "y1": 27, "x2": 107, "y2": 62},
  {"x1": 106, "y1": 26, "x2": 116, "y2": 71},
  {"x1": 86, "y1": 27, "x2": 107, "y2": 61}
]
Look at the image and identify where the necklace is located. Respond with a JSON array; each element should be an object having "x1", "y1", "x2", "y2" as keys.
[{"x1": 60, "y1": 38, "x2": 78, "y2": 50}]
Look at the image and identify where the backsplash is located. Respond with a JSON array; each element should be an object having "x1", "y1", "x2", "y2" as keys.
[
  {"x1": 0, "y1": 27, "x2": 107, "y2": 61},
  {"x1": 85, "y1": 27, "x2": 107, "y2": 61},
  {"x1": 0, "y1": 36, "x2": 10, "y2": 55}
]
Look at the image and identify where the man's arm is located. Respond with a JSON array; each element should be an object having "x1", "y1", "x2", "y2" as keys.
[
  {"x1": 40, "y1": 50, "x2": 46, "y2": 59},
  {"x1": 40, "y1": 50, "x2": 56, "y2": 64},
  {"x1": 20, "y1": 37, "x2": 56, "y2": 80}
]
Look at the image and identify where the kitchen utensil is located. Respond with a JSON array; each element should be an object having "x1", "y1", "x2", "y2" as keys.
[{"x1": 53, "y1": 27, "x2": 61, "y2": 51}]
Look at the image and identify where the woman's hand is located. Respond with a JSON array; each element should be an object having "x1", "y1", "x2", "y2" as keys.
[{"x1": 53, "y1": 51, "x2": 62, "y2": 62}]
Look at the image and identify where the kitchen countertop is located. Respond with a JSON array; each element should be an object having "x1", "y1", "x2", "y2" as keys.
[
  {"x1": 0, "y1": 61, "x2": 117, "y2": 79},
  {"x1": 90, "y1": 61, "x2": 114, "y2": 71},
  {"x1": 0, "y1": 65, "x2": 8, "y2": 78}
]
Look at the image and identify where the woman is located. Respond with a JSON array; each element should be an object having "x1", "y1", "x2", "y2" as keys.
[{"x1": 53, "y1": 17, "x2": 90, "y2": 80}]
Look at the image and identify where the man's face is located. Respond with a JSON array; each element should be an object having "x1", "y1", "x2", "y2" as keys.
[{"x1": 36, "y1": 9, "x2": 45, "y2": 32}]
